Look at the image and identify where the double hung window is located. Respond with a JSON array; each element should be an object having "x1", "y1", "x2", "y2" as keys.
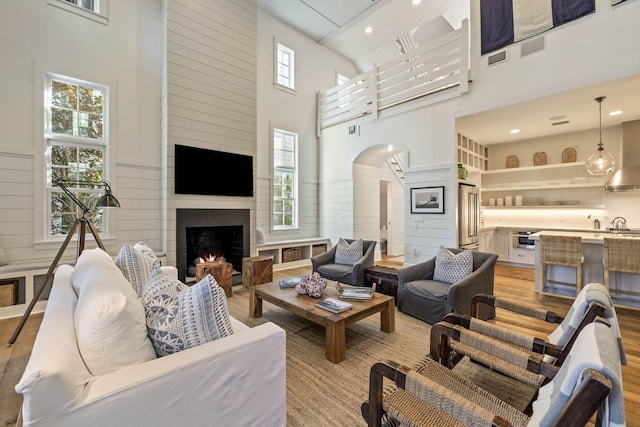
[
  {"x1": 273, "y1": 129, "x2": 297, "y2": 229},
  {"x1": 275, "y1": 43, "x2": 295, "y2": 90},
  {"x1": 45, "y1": 74, "x2": 108, "y2": 238}
]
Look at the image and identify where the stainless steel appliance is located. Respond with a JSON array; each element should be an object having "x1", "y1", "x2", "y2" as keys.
[
  {"x1": 513, "y1": 230, "x2": 538, "y2": 249},
  {"x1": 458, "y1": 183, "x2": 479, "y2": 250}
]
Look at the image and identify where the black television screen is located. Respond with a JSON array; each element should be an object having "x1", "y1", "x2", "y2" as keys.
[{"x1": 175, "y1": 145, "x2": 253, "y2": 197}]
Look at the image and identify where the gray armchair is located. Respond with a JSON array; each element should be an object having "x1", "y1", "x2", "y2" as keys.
[
  {"x1": 311, "y1": 239, "x2": 376, "y2": 286},
  {"x1": 397, "y1": 249, "x2": 498, "y2": 324}
]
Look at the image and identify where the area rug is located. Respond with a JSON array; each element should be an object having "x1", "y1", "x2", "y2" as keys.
[{"x1": 226, "y1": 286, "x2": 430, "y2": 427}]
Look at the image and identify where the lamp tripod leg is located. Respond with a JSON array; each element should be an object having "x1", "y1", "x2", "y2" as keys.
[{"x1": 7, "y1": 219, "x2": 81, "y2": 345}]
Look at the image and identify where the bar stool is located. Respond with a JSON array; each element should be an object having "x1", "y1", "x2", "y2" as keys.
[
  {"x1": 603, "y1": 238, "x2": 640, "y2": 295},
  {"x1": 539, "y1": 235, "x2": 582, "y2": 299}
]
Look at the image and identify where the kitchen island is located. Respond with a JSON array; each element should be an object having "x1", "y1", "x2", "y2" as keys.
[{"x1": 530, "y1": 230, "x2": 640, "y2": 309}]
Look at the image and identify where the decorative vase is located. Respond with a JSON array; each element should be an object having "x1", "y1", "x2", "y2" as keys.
[
  {"x1": 457, "y1": 163, "x2": 468, "y2": 180},
  {"x1": 295, "y1": 272, "x2": 327, "y2": 298}
]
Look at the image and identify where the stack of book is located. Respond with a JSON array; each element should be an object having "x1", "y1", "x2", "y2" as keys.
[
  {"x1": 315, "y1": 298, "x2": 353, "y2": 313},
  {"x1": 278, "y1": 277, "x2": 301, "y2": 288},
  {"x1": 338, "y1": 287, "x2": 373, "y2": 301}
]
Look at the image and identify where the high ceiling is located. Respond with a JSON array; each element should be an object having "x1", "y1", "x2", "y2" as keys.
[{"x1": 257, "y1": 1, "x2": 640, "y2": 147}]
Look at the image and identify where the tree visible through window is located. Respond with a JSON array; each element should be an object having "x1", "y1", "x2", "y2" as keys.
[
  {"x1": 273, "y1": 129, "x2": 297, "y2": 229},
  {"x1": 46, "y1": 75, "x2": 108, "y2": 238}
]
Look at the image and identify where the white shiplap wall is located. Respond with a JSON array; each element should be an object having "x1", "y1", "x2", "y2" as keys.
[
  {"x1": 404, "y1": 165, "x2": 457, "y2": 265},
  {"x1": 163, "y1": 0, "x2": 258, "y2": 266}
]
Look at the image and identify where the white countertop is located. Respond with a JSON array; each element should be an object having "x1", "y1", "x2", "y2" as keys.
[{"x1": 530, "y1": 230, "x2": 640, "y2": 243}]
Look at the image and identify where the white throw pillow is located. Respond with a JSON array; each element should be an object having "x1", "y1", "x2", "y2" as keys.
[
  {"x1": 73, "y1": 248, "x2": 157, "y2": 376},
  {"x1": 433, "y1": 246, "x2": 473, "y2": 285},
  {"x1": 143, "y1": 274, "x2": 234, "y2": 357},
  {"x1": 334, "y1": 238, "x2": 363, "y2": 265},
  {"x1": 115, "y1": 241, "x2": 160, "y2": 297}
]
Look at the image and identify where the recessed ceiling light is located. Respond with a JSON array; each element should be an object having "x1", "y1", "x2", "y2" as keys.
[
  {"x1": 412, "y1": 0, "x2": 422, "y2": 5},
  {"x1": 365, "y1": 26, "x2": 373, "y2": 34},
  {"x1": 609, "y1": 110, "x2": 623, "y2": 116},
  {"x1": 510, "y1": 129, "x2": 520, "y2": 134}
]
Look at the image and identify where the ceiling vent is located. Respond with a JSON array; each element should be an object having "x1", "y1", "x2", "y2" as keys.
[
  {"x1": 487, "y1": 50, "x2": 507, "y2": 66},
  {"x1": 552, "y1": 120, "x2": 570, "y2": 126},
  {"x1": 521, "y1": 37, "x2": 545, "y2": 57}
]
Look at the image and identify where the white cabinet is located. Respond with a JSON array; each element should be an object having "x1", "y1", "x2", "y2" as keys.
[
  {"x1": 257, "y1": 238, "x2": 330, "y2": 271},
  {"x1": 493, "y1": 229, "x2": 510, "y2": 262},
  {"x1": 479, "y1": 229, "x2": 494, "y2": 253},
  {"x1": 510, "y1": 247, "x2": 535, "y2": 265}
]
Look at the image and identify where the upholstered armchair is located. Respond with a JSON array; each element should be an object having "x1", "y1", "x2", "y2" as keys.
[
  {"x1": 311, "y1": 239, "x2": 376, "y2": 286},
  {"x1": 397, "y1": 248, "x2": 498, "y2": 324}
]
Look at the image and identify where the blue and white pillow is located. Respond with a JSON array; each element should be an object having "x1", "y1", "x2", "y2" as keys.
[
  {"x1": 334, "y1": 238, "x2": 363, "y2": 266},
  {"x1": 143, "y1": 273, "x2": 234, "y2": 357},
  {"x1": 115, "y1": 241, "x2": 161, "y2": 297},
  {"x1": 433, "y1": 246, "x2": 473, "y2": 285}
]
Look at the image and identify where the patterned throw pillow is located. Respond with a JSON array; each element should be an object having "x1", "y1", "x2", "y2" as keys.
[
  {"x1": 115, "y1": 241, "x2": 161, "y2": 297},
  {"x1": 334, "y1": 238, "x2": 363, "y2": 266},
  {"x1": 143, "y1": 273, "x2": 234, "y2": 357},
  {"x1": 433, "y1": 246, "x2": 473, "y2": 285}
]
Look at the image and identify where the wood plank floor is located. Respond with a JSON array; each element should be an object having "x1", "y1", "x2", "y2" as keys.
[{"x1": 0, "y1": 263, "x2": 637, "y2": 425}]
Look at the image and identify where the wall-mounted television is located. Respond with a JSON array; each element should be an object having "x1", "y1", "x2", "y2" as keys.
[{"x1": 174, "y1": 145, "x2": 254, "y2": 197}]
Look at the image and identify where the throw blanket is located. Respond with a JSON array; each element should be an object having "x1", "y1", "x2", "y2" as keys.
[
  {"x1": 546, "y1": 282, "x2": 627, "y2": 365},
  {"x1": 528, "y1": 321, "x2": 625, "y2": 427}
]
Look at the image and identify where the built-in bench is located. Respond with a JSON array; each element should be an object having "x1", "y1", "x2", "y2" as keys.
[{"x1": 257, "y1": 238, "x2": 330, "y2": 271}]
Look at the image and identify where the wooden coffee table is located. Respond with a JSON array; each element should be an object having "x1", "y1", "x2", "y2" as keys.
[{"x1": 250, "y1": 281, "x2": 395, "y2": 363}]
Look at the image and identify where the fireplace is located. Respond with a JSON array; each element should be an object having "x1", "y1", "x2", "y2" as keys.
[{"x1": 176, "y1": 209, "x2": 250, "y2": 283}]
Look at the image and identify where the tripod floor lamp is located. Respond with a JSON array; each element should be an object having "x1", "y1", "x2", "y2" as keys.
[{"x1": 8, "y1": 179, "x2": 120, "y2": 345}]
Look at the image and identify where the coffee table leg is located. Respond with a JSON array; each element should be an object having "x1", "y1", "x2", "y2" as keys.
[
  {"x1": 326, "y1": 316, "x2": 346, "y2": 363},
  {"x1": 249, "y1": 288, "x2": 263, "y2": 318},
  {"x1": 380, "y1": 298, "x2": 395, "y2": 332}
]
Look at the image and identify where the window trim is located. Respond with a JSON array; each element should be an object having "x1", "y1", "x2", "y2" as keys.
[
  {"x1": 274, "y1": 40, "x2": 296, "y2": 94},
  {"x1": 272, "y1": 128, "x2": 298, "y2": 231},
  {"x1": 47, "y1": 0, "x2": 109, "y2": 25}
]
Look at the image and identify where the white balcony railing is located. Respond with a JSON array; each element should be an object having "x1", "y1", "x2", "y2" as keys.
[{"x1": 317, "y1": 19, "x2": 469, "y2": 133}]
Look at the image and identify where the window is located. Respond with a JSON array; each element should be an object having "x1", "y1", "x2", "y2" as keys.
[
  {"x1": 275, "y1": 43, "x2": 295, "y2": 90},
  {"x1": 47, "y1": 0, "x2": 108, "y2": 24},
  {"x1": 64, "y1": 0, "x2": 97, "y2": 11},
  {"x1": 273, "y1": 129, "x2": 297, "y2": 229},
  {"x1": 45, "y1": 74, "x2": 108, "y2": 238}
]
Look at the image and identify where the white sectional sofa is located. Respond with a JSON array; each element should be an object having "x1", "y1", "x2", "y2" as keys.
[{"x1": 15, "y1": 251, "x2": 286, "y2": 427}]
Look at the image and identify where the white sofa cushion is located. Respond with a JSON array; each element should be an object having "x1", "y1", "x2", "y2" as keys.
[
  {"x1": 144, "y1": 273, "x2": 234, "y2": 356},
  {"x1": 115, "y1": 241, "x2": 160, "y2": 297},
  {"x1": 73, "y1": 248, "x2": 156, "y2": 375}
]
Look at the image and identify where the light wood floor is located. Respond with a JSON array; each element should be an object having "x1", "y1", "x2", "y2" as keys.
[{"x1": 1, "y1": 262, "x2": 638, "y2": 425}]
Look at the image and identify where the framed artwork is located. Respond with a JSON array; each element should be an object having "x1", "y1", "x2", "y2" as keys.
[{"x1": 411, "y1": 186, "x2": 445, "y2": 214}]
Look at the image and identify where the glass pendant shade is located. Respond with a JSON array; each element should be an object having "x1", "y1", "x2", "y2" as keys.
[
  {"x1": 585, "y1": 143, "x2": 616, "y2": 176},
  {"x1": 585, "y1": 96, "x2": 616, "y2": 176}
]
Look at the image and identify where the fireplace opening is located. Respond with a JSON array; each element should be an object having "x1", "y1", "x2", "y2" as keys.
[
  {"x1": 185, "y1": 225, "x2": 243, "y2": 280},
  {"x1": 176, "y1": 209, "x2": 250, "y2": 284}
]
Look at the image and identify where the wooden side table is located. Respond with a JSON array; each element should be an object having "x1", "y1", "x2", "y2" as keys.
[
  {"x1": 195, "y1": 261, "x2": 233, "y2": 297},
  {"x1": 242, "y1": 256, "x2": 273, "y2": 288}
]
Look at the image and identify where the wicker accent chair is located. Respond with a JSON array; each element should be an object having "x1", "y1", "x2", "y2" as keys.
[
  {"x1": 362, "y1": 321, "x2": 624, "y2": 427},
  {"x1": 444, "y1": 281, "x2": 618, "y2": 368},
  {"x1": 311, "y1": 239, "x2": 376, "y2": 286},
  {"x1": 397, "y1": 249, "x2": 498, "y2": 324}
]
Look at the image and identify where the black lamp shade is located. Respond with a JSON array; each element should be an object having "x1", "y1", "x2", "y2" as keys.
[{"x1": 96, "y1": 186, "x2": 121, "y2": 208}]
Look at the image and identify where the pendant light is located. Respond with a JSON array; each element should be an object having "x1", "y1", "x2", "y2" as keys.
[{"x1": 585, "y1": 96, "x2": 616, "y2": 176}]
